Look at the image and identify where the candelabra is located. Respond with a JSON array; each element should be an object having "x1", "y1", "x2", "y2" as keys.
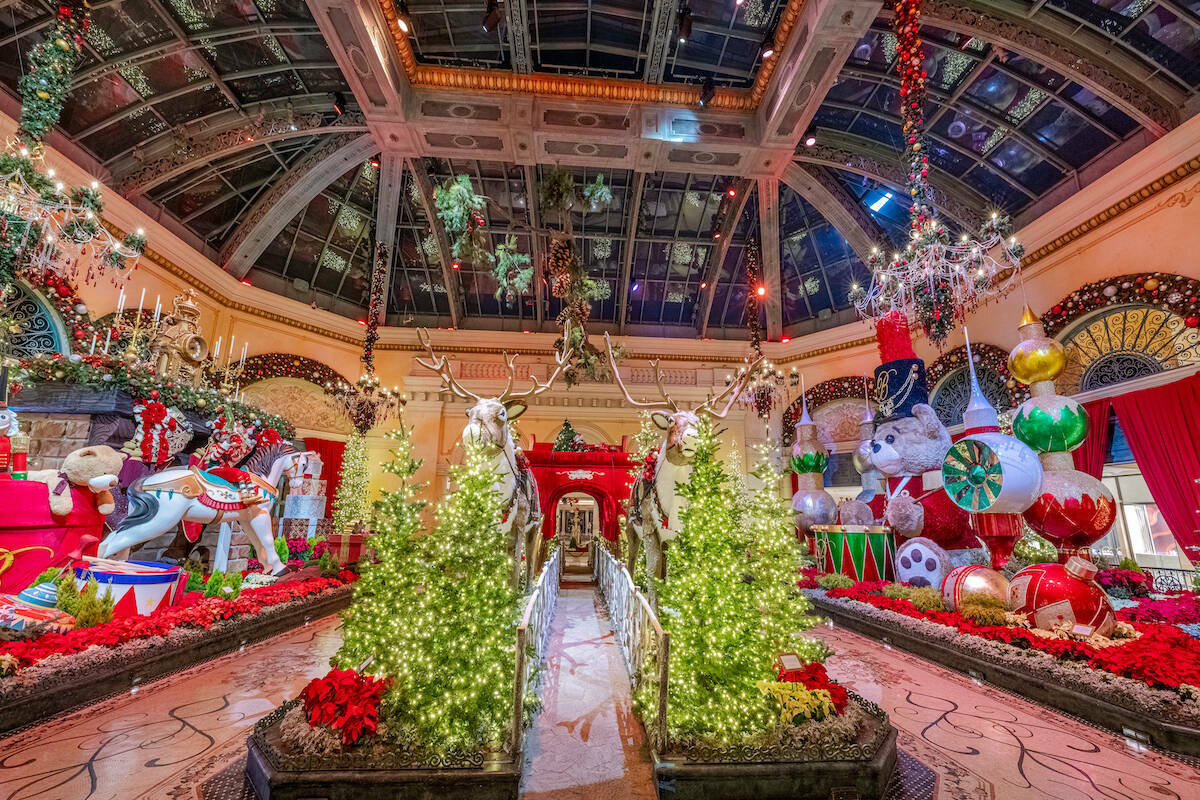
[{"x1": 119, "y1": 310, "x2": 160, "y2": 363}]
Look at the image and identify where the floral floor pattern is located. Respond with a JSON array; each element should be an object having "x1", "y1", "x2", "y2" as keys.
[{"x1": 4, "y1": 600, "x2": 1199, "y2": 799}]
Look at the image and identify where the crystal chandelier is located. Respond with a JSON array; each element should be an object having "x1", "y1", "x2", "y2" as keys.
[
  {"x1": 727, "y1": 359, "x2": 787, "y2": 419},
  {"x1": 326, "y1": 243, "x2": 404, "y2": 434},
  {"x1": 849, "y1": 0, "x2": 1024, "y2": 346}
]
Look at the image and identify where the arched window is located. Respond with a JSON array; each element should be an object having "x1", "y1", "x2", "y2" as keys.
[
  {"x1": 5, "y1": 281, "x2": 68, "y2": 358},
  {"x1": 1056, "y1": 305, "x2": 1200, "y2": 394},
  {"x1": 930, "y1": 365, "x2": 1013, "y2": 427}
]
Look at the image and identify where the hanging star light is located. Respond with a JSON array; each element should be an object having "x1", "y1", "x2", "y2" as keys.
[
  {"x1": 326, "y1": 243, "x2": 403, "y2": 433},
  {"x1": 849, "y1": 0, "x2": 1024, "y2": 346}
]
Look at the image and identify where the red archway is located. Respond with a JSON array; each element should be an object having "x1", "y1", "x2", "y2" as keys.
[{"x1": 524, "y1": 443, "x2": 640, "y2": 541}]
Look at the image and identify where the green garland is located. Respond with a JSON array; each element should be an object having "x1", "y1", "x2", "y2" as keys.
[
  {"x1": 434, "y1": 175, "x2": 491, "y2": 268},
  {"x1": 16, "y1": 2, "x2": 89, "y2": 149},
  {"x1": 14, "y1": 353, "x2": 295, "y2": 438},
  {"x1": 493, "y1": 234, "x2": 532, "y2": 305}
]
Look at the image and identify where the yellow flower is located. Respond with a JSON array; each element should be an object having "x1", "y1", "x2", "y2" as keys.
[{"x1": 755, "y1": 681, "x2": 836, "y2": 724}]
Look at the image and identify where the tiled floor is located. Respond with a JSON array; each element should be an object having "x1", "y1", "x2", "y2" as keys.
[
  {"x1": 6, "y1": 597, "x2": 1200, "y2": 800},
  {"x1": 0, "y1": 617, "x2": 343, "y2": 800},
  {"x1": 815, "y1": 624, "x2": 1200, "y2": 800}
]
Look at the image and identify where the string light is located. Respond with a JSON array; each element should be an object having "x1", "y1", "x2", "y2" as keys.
[
  {"x1": 336, "y1": 431, "x2": 520, "y2": 753},
  {"x1": 637, "y1": 421, "x2": 825, "y2": 739}
]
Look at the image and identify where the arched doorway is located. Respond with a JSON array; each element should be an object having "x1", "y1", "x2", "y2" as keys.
[
  {"x1": 523, "y1": 443, "x2": 640, "y2": 544},
  {"x1": 555, "y1": 492, "x2": 598, "y2": 551}
]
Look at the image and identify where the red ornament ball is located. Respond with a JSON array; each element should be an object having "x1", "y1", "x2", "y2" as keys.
[
  {"x1": 1008, "y1": 558, "x2": 1115, "y2": 637},
  {"x1": 1187, "y1": 316, "x2": 1199, "y2": 328},
  {"x1": 150, "y1": 389, "x2": 159, "y2": 399}
]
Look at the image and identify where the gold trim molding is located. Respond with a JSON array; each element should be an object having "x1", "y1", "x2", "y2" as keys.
[
  {"x1": 1023, "y1": 156, "x2": 1200, "y2": 268},
  {"x1": 378, "y1": 0, "x2": 806, "y2": 112}
]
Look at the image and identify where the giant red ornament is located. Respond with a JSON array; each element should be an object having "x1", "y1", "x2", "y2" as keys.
[
  {"x1": 1022, "y1": 470, "x2": 1116, "y2": 560},
  {"x1": 1008, "y1": 557, "x2": 1115, "y2": 637}
]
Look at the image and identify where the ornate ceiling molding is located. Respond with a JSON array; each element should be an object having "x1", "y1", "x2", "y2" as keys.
[
  {"x1": 1022, "y1": 156, "x2": 1200, "y2": 269},
  {"x1": 219, "y1": 133, "x2": 378, "y2": 277},
  {"x1": 376, "y1": 0, "x2": 809, "y2": 112},
  {"x1": 117, "y1": 110, "x2": 368, "y2": 195},
  {"x1": 911, "y1": 0, "x2": 1181, "y2": 135},
  {"x1": 796, "y1": 131, "x2": 988, "y2": 230}
]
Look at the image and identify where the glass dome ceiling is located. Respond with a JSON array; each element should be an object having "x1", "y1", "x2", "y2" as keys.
[{"x1": 0, "y1": 0, "x2": 1193, "y2": 338}]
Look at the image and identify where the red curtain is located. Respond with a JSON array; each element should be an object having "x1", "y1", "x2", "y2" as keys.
[
  {"x1": 1110, "y1": 375, "x2": 1200, "y2": 562},
  {"x1": 1072, "y1": 397, "x2": 1113, "y2": 479},
  {"x1": 304, "y1": 437, "x2": 346, "y2": 518}
]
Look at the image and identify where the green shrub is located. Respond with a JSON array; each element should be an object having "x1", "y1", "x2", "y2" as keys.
[
  {"x1": 319, "y1": 549, "x2": 340, "y2": 577},
  {"x1": 274, "y1": 537, "x2": 290, "y2": 565},
  {"x1": 202, "y1": 570, "x2": 243, "y2": 599},
  {"x1": 73, "y1": 579, "x2": 115, "y2": 629},
  {"x1": 30, "y1": 567, "x2": 63, "y2": 587},
  {"x1": 960, "y1": 591, "x2": 1005, "y2": 609},
  {"x1": 1013, "y1": 531, "x2": 1057, "y2": 564},
  {"x1": 1117, "y1": 557, "x2": 1143, "y2": 574},
  {"x1": 204, "y1": 570, "x2": 226, "y2": 598},
  {"x1": 959, "y1": 600, "x2": 1008, "y2": 626},
  {"x1": 816, "y1": 573, "x2": 854, "y2": 590},
  {"x1": 53, "y1": 572, "x2": 82, "y2": 616},
  {"x1": 882, "y1": 583, "x2": 945, "y2": 612}
]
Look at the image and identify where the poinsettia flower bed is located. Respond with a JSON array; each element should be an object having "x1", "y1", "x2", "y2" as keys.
[
  {"x1": 822, "y1": 581, "x2": 1200, "y2": 691},
  {"x1": 808, "y1": 586, "x2": 1200, "y2": 733},
  {"x1": 1114, "y1": 592, "x2": 1200, "y2": 626},
  {"x1": 0, "y1": 571, "x2": 357, "y2": 672}
]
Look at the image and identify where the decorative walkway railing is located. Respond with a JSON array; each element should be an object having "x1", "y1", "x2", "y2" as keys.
[
  {"x1": 512, "y1": 544, "x2": 563, "y2": 757},
  {"x1": 593, "y1": 545, "x2": 669, "y2": 750}
]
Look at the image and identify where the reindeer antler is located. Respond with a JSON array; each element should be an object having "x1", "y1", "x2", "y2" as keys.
[
  {"x1": 415, "y1": 328, "x2": 482, "y2": 402},
  {"x1": 604, "y1": 332, "x2": 679, "y2": 412},
  {"x1": 501, "y1": 322, "x2": 577, "y2": 404},
  {"x1": 695, "y1": 352, "x2": 766, "y2": 419}
]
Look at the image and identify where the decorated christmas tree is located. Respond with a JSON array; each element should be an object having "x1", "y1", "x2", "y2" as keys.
[
  {"x1": 331, "y1": 432, "x2": 371, "y2": 533},
  {"x1": 336, "y1": 436, "x2": 521, "y2": 753},
  {"x1": 337, "y1": 427, "x2": 426, "y2": 678},
  {"x1": 647, "y1": 421, "x2": 824, "y2": 742},
  {"x1": 552, "y1": 418, "x2": 583, "y2": 451}
]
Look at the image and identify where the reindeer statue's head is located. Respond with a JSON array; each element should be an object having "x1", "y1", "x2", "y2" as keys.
[
  {"x1": 604, "y1": 333, "x2": 763, "y2": 468},
  {"x1": 416, "y1": 326, "x2": 576, "y2": 457}
]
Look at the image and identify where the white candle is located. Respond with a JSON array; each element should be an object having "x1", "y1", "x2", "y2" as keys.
[
  {"x1": 103, "y1": 329, "x2": 111, "y2": 354},
  {"x1": 137, "y1": 288, "x2": 145, "y2": 312},
  {"x1": 153, "y1": 296, "x2": 161, "y2": 325},
  {"x1": 213, "y1": 336, "x2": 222, "y2": 361},
  {"x1": 228, "y1": 336, "x2": 235, "y2": 366},
  {"x1": 116, "y1": 288, "x2": 125, "y2": 315},
  {"x1": 89, "y1": 334, "x2": 97, "y2": 355},
  {"x1": 240, "y1": 342, "x2": 247, "y2": 363}
]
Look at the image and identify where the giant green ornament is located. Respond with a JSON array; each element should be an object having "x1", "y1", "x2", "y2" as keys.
[
  {"x1": 791, "y1": 451, "x2": 828, "y2": 475},
  {"x1": 1013, "y1": 398, "x2": 1088, "y2": 453}
]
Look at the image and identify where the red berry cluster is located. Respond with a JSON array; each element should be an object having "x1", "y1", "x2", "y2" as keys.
[{"x1": 894, "y1": 0, "x2": 932, "y2": 229}]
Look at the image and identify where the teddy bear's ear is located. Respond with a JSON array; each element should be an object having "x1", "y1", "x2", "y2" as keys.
[{"x1": 911, "y1": 404, "x2": 943, "y2": 439}]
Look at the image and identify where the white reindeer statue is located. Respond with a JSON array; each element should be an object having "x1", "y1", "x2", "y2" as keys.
[
  {"x1": 605, "y1": 333, "x2": 761, "y2": 598},
  {"x1": 416, "y1": 326, "x2": 575, "y2": 589}
]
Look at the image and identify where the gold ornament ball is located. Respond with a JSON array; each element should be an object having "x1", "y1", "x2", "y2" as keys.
[
  {"x1": 942, "y1": 565, "x2": 1010, "y2": 611},
  {"x1": 1144, "y1": 278, "x2": 1159, "y2": 291},
  {"x1": 1008, "y1": 337, "x2": 1066, "y2": 385},
  {"x1": 197, "y1": 398, "x2": 207, "y2": 408},
  {"x1": 36, "y1": 90, "x2": 50, "y2": 99}
]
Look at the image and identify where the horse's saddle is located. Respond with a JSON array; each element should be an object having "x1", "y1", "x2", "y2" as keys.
[{"x1": 152, "y1": 467, "x2": 277, "y2": 511}]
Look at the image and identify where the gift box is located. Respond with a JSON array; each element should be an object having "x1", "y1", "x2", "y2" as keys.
[{"x1": 326, "y1": 532, "x2": 371, "y2": 565}]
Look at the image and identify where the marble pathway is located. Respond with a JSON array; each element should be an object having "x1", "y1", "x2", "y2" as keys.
[
  {"x1": 5, "y1": 596, "x2": 1200, "y2": 799},
  {"x1": 814, "y1": 623, "x2": 1200, "y2": 800},
  {"x1": 0, "y1": 616, "x2": 343, "y2": 800}
]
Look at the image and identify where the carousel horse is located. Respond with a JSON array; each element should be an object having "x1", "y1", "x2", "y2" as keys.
[{"x1": 98, "y1": 439, "x2": 315, "y2": 576}]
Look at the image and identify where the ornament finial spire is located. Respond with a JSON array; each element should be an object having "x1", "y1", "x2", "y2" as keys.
[
  {"x1": 798, "y1": 375, "x2": 812, "y2": 427},
  {"x1": 962, "y1": 327, "x2": 999, "y2": 432},
  {"x1": 1019, "y1": 304, "x2": 1038, "y2": 328}
]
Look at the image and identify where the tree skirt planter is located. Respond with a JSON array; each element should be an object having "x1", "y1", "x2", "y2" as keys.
[
  {"x1": 807, "y1": 591, "x2": 1200, "y2": 758},
  {"x1": 0, "y1": 579, "x2": 353, "y2": 733},
  {"x1": 653, "y1": 696, "x2": 897, "y2": 800},
  {"x1": 246, "y1": 702, "x2": 520, "y2": 800}
]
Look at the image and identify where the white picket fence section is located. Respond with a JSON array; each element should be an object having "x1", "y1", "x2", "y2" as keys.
[
  {"x1": 592, "y1": 545, "x2": 669, "y2": 750},
  {"x1": 511, "y1": 544, "x2": 563, "y2": 757}
]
